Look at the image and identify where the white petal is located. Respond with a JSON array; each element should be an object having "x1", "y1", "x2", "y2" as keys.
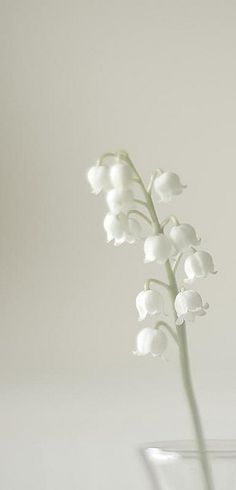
[
  {"x1": 184, "y1": 255, "x2": 197, "y2": 281},
  {"x1": 169, "y1": 224, "x2": 200, "y2": 253},
  {"x1": 135, "y1": 327, "x2": 154, "y2": 355},
  {"x1": 153, "y1": 172, "x2": 185, "y2": 202},
  {"x1": 134, "y1": 328, "x2": 167, "y2": 356},
  {"x1": 87, "y1": 165, "x2": 110, "y2": 194},
  {"x1": 103, "y1": 213, "x2": 124, "y2": 242},
  {"x1": 143, "y1": 289, "x2": 163, "y2": 315},
  {"x1": 136, "y1": 291, "x2": 148, "y2": 321},
  {"x1": 184, "y1": 250, "x2": 215, "y2": 282},
  {"x1": 196, "y1": 251, "x2": 215, "y2": 275},
  {"x1": 110, "y1": 162, "x2": 134, "y2": 189},
  {"x1": 150, "y1": 330, "x2": 168, "y2": 356},
  {"x1": 175, "y1": 289, "x2": 208, "y2": 324},
  {"x1": 182, "y1": 289, "x2": 203, "y2": 311},
  {"x1": 144, "y1": 234, "x2": 173, "y2": 264},
  {"x1": 175, "y1": 291, "x2": 188, "y2": 316},
  {"x1": 106, "y1": 188, "x2": 134, "y2": 215}
]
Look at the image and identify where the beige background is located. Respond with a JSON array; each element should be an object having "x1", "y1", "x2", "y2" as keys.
[{"x1": 1, "y1": 1, "x2": 236, "y2": 488}]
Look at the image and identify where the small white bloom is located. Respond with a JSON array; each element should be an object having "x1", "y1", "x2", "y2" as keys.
[
  {"x1": 110, "y1": 161, "x2": 134, "y2": 189},
  {"x1": 106, "y1": 188, "x2": 134, "y2": 215},
  {"x1": 175, "y1": 289, "x2": 209, "y2": 326},
  {"x1": 136, "y1": 289, "x2": 164, "y2": 321},
  {"x1": 144, "y1": 234, "x2": 174, "y2": 264},
  {"x1": 87, "y1": 165, "x2": 110, "y2": 194},
  {"x1": 134, "y1": 327, "x2": 167, "y2": 357},
  {"x1": 184, "y1": 251, "x2": 217, "y2": 283},
  {"x1": 153, "y1": 171, "x2": 186, "y2": 202},
  {"x1": 103, "y1": 212, "x2": 141, "y2": 246},
  {"x1": 169, "y1": 224, "x2": 201, "y2": 253}
]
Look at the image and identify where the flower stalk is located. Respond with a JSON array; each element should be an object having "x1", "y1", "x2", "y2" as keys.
[
  {"x1": 129, "y1": 158, "x2": 214, "y2": 490},
  {"x1": 87, "y1": 150, "x2": 216, "y2": 490},
  {"x1": 128, "y1": 158, "x2": 214, "y2": 490}
]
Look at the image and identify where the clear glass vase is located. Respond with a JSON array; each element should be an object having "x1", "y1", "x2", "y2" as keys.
[{"x1": 142, "y1": 440, "x2": 236, "y2": 490}]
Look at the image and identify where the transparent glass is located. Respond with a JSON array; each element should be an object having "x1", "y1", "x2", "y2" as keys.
[{"x1": 142, "y1": 440, "x2": 236, "y2": 490}]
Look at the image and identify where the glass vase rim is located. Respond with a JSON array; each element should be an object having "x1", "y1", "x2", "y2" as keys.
[{"x1": 142, "y1": 439, "x2": 236, "y2": 457}]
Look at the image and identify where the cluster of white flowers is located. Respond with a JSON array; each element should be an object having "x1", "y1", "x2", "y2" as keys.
[
  {"x1": 87, "y1": 155, "x2": 142, "y2": 245},
  {"x1": 88, "y1": 152, "x2": 216, "y2": 360}
]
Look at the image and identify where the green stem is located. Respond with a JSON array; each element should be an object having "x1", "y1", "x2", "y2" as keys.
[
  {"x1": 144, "y1": 278, "x2": 170, "y2": 291},
  {"x1": 124, "y1": 153, "x2": 214, "y2": 490},
  {"x1": 127, "y1": 210, "x2": 152, "y2": 225},
  {"x1": 172, "y1": 252, "x2": 183, "y2": 274},
  {"x1": 155, "y1": 320, "x2": 179, "y2": 345},
  {"x1": 125, "y1": 155, "x2": 161, "y2": 234},
  {"x1": 166, "y1": 262, "x2": 214, "y2": 490}
]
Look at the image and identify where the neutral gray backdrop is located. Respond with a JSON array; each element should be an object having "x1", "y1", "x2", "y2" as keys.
[{"x1": 0, "y1": 1, "x2": 236, "y2": 489}]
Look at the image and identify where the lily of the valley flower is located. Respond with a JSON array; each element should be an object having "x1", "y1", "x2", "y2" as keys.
[
  {"x1": 103, "y1": 212, "x2": 142, "y2": 246},
  {"x1": 153, "y1": 171, "x2": 186, "y2": 202},
  {"x1": 175, "y1": 289, "x2": 209, "y2": 325},
  {"x1": 144, "y1": 234, "x2": 174, "y2": 264},
  {"x1": 133, "y1": 327, "x2": 167, "y2": 357},
  {"x1": 169, "y1": 223, "x2": 201, "y2": 253},
  {"x1": 87, "y1": 164, "x2": 111, "y2": 194},
  {"x1": 106, "y1": 188, "x2": 134, "y2": 215},
  {"x1": 136, "y1": 289, "x2": 163, "y2": 321},
  {"x1": 110, "y1": 161, "x2": 134, "y2": 189},
  {"x1": 184, "y1": 251, "x2": 217, "y2": 283}
]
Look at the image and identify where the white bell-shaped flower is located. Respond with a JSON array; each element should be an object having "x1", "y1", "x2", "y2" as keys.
[
  {"x1": 87, "y1": 164, "x2": 110, "y2": 195},
  {"x1": 110, "y1": 161, "x2": 134, "y2": 189},
  {"x1": 153, "y1": 171, "x2": 186, "y2": 202},
  {"x1": 103, "y1": 212, "x2": 141, "y2": 246},
  {"x1": 133, "y1": 327, "x2": 167, "y2": 357},
  {"x1": 144, "y1": 234, "x2": 174, "y2": 264},
  {"x1": 184, "y1": 251, "x2": 217, "y2": 283},
  {"x1": 106, "y1": 188, "x2": 134, "y2": 215},
  {"x1": 136, "y1": 289, "x2": 163, "y2": 321},
  {"x1": 175, "y1": 289, "x2": 209, "y2": 325},
  {"x1": 169, "y1": 224, "x2": 201, "y2": 253}
]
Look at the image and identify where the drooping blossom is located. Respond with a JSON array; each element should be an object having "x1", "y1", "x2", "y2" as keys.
[
  {"x1": 109, "y1": 161, "x2": 134, "y2": 189},
  {"x1": 153, "y1": 171, "x2": 186, "y2": 202},
  {"x1": 184, "y1": 251, "x2": 217, "y2": 283},
  {"x1": 103, "y1": 212, "x2": 142, "y2": 246},
  {"x1": 87, "y1": 164, "x2": 110, "y2": 194},
  {"x1": 144, "y1": 234, "x2": 174, "y2": 264},
  {"x1": 175, "y1": 289, "x2": 209, "y2": 326},
  {"x1": 106, "y1": 188, "x2": 134, "y2": 215},
  {"x1": 169, "y1": 224, "x2": 201, "y2": 254},
  {"x1": 136, "y1": 289, "x2": 164, "y2": 321},
  {"x1": 133, "y1": 327, "x2": 167, "y2": 357}
]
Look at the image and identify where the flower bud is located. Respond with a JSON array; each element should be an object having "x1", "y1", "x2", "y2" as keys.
[
  {"x1": 103, "y1": 212, "x2": 141, "y2": 246},
  {"x1": 169, "y1": 224, "x2": 200, "y2": 253},
  {"x1": 136, "y1": 289, "x2": 163, "y2": 321},
  {"x1": 133, "y1": 327, "x2": 167, "y2": 357},
  {"x1": 184, "y1": 251, "x2": 217, "y2": 283},
  {"x1": 106, "y1": 188, "x2": 134, "y2": 215},
  {"x1": 110, "y1": 161, "x2": 134, "y2": 189},
  {"x1": 87, "y1": 165, "x2": 110, "y2": 194},
  {"x1": 153, "y1": 171, "x2": 186, "y2": 202},
  {"x1": 144, "y1": 234, "x2": 174, "y2": 264},
  {"x1": 174, "y1": 289, "x2": 209, "y2": 325}
]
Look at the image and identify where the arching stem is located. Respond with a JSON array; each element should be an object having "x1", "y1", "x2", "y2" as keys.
[
  {"x1": 98, "y1": 152, "x2": 116, "y2": 164},
  {"x1": 147, "y1": 169, "x2": 163, "y2": 193},
  {"x1": 127, "y1": 210, "x2": 152, "y2": 226},
  {"x1": 144, "y1": 278, "x2": 170, "y2": 291},
  {"x1": 155, "y1": 321, "x2": 178, "y2": 345},
  {"x1": 161, "y1": 215, "x2": 180, "y2": 230}
]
